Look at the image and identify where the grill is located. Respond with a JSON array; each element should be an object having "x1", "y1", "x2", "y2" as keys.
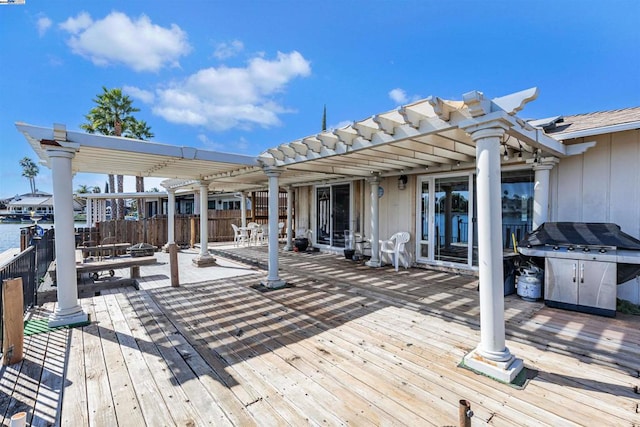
[{"x1": 518, "y1": 222, "x2": 640, "y2": 317}]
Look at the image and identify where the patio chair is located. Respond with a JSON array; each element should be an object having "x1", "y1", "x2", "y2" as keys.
[
  {"x1": 278, "y1": 222, "x2": 285, "y2": 240},
  {"x1": 247, "y1": 222, "x2": 260, "y2": 245},
  {"x1": 256, "y1": 224, "x2": 269, "y2": 245},
  {"x1": 231, "y1": 224, "x2": 249, "y2": 247},
  {"x1": 380, "y1": 231, "x2": 412, "y2": 271}
]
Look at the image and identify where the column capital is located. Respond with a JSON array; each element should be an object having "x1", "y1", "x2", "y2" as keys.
[
  {"x1": 44, "y1": 146, "x2": 77, "y2": 159},
  {"x1": 263, "y1": 166, "x2": 284, "y2": 177},
  {"x1": 529, "y1": 156, "x2": 560, "y2": 171},
  {"x1": 367, "y1": 174, "x2": 381, "y2": 184},
  {"x1": 462, "y1": 118, "x2": 511, "y2": 141}
]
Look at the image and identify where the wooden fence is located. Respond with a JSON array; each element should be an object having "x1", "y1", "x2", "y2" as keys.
[{"x1": 76, "y1": 210, "x2": 283, "y2": 248}]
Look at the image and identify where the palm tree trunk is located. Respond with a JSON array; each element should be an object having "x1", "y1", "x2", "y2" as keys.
[
  {"x1": 136, "y1": 176, "x2": 145, "y2": 219},
  {"x1": 117, "y1": 175, "x2": 125, "y2": 219},
  {"x1": 108, "y1": 174, "x2": 116, "y2": 219}
]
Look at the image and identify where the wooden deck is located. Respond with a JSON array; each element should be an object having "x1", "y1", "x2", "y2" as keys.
[{"x1": 1, "y1": 245, "x2": 639, "y2": 426}]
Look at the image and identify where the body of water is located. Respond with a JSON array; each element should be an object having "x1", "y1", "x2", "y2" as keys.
[
  {"x1": 0, "y1": 222, "x2": 39, "y2": 253},
  {"x1": 0, "y1": 222, "x2": 86, "y2": 253}
]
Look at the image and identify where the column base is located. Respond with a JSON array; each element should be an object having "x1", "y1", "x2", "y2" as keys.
[
  {"x1": 365, "y1": 259, "x2": 382, "y2": 267},
  {"x1": 261, "y1": 278, "x2": 287, "y2": 289},
  {"x1": 463, "y1": 348, "x2": 524, "y2": 383},
  {"x1": 48, "y1": 307, "x2": 89, "y2": 328},
  {"x1": 192, "y1": 254, "x2": 217, "y2": 267}
]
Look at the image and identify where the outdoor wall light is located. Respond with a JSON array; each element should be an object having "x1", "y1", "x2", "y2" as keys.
[{"x1": 398, "y1": 175, "x2": 408, "y2": 190}]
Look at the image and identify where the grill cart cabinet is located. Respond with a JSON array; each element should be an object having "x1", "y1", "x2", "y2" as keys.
[{"x1": 545, "y1": 257, "x2": 617, "y2": 317}]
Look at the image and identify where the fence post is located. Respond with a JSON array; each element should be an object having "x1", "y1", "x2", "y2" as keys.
[
  {"x1": 2, "y1": 278, "x2": 24, "y2": 366},
  {"x1": 169, "y1": 243, "x2": 179, "y2": 287},
  {"x1": 190, "y1": 217, "x2": 197, "y2": 248}
]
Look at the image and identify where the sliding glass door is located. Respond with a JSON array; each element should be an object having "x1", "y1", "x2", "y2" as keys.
[
  {"x1": 417, "y1": 174, "x2": 475, "y2": 267},
  {"x1": 417, "y1": 169, "x2": 534, "y2": 268},
  {"x1": 316, "y1": 183, "x2": 351, "y2": 248}
]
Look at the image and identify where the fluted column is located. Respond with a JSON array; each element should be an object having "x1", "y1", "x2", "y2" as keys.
[
  {"x1": 284, "y1": 186, "x2": 294, "y2": 251},
  {"x1": 193, "y1": 181, "x2": 216, "y2": 266},
  {"x1": 532, "y1": 158, "x2": 558, "y2": 230},
  {"x1": 163, "y1": 188, "x2": 176, "y2": 252},
  {"x1": 262, "y1": 168, "x2": 286, "y2": 289},
  {"x1": 240, "y1": 192, "x2": 247, "y2": 227},
  {"x1": 46, "y1": 147, "x2": 88, "y2": 327},
  {"x1": 365, "y1": 175, "x2": 382, "y2": 267},
  {"x1": 462, "y1": 119, "x2": 523, "y2": 383}
]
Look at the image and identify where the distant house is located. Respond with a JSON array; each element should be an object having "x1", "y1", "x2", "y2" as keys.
[
  {"x1": 3, "y1": 191, "x2": 83, "y2": 222},
  {"x1": 6, "y1": 191, "x2": 55, "y2": 221}
]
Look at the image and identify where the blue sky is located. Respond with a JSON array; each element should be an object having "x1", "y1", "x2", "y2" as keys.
[{"x1": 1, "y1": 0, "x2": 639, "y2": 198}]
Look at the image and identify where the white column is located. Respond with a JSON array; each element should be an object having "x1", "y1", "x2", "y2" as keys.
[
  {"x1": 193, "y1": 181, "x2": 216, "y2": 266},
  {"x1": 46, "y1": 148, "x2": 88, "y2": 327},
  {"x1": 85, "y1": 198, "x2": 93, "y2": 228},
  {"x1": 462, "y1": 120, "x2": 523, "y2": 383},
  {"x1": 240, "y1": 192, "x2": 247, "y2": 227},
  {"x1": 284, "y1": 186, "x2": 294, "y2": 251},
  {"x1": 193, "y1": 189, "x2": 200, "y2": 214},
  {"x1": 262, "y1": 168, "x2": 286, "y2": 289},
  {"x1": 532, "y1": 158, "x2": 558, "y2": 230},
  {"x1": 163, "y1": 188, "x2": 176, "y2": 252},
  {"x1": 365, "y1": 175, "x2": 382, "y2": 267}
]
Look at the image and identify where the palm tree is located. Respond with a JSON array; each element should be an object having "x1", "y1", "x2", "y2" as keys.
[
  {"x1": 81, "y1": 87, "x2": 150, "y2": 220},
  {"x1": 125, "y1": 118, "x2": 154, "y2": 219},
  {"x1": 76, "y1": 184, "x2": 90, "y2": 194},
  {"x1": 74, "y1": 184, "x2": 91, "y2": 211},
  {"x1": 19, "y1": 157, "x2": 39, "y2": 194}
]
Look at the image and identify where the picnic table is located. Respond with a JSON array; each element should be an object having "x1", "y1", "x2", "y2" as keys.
[
  {"x1": 79, "y1": 242, "x2": 132, "y2": 260},
  {"x1": 48, "y1": 255, "x2": 157, "y2": 283}
]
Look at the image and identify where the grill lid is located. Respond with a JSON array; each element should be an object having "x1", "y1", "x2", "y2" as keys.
[{"x1": 519, "y1": 222, "x2": 640, "y2": 250}]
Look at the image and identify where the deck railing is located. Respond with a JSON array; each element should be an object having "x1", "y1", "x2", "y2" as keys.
[{"x1": 0, "y1": 227, "x2": 56, "y2": 354}]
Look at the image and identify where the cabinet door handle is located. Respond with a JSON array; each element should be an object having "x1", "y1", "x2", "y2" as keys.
[
  {"x1": 572, "y1": 263, "x2": 576, "y2": 282},
  {"x1": 580, "y1": 263, "x2": 584, "y2": 283}
]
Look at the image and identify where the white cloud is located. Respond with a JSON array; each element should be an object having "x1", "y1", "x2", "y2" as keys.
[
  {"x1": 389, "y1": 87, "x2": 422, "y2": 105},
  {"x1": 389, "y1": 88, "x2": 408, "y2": 104},
  {"x1": 60, "y1": 11, "x2": 191, "y2": 72},
  {"x1": 123, "y1": 85, "x2": 155, "y2": 104},
  {"x1": 36, "y1": 16, "x2": 52, "y2": 37},
  {"x1": 213, "y1": 40, "x2": 244, "y2": 60},
  {"x1": 59, "y1": 12, "x2": 92, "y2": 35},
  {"x1": 141, "y1": 50, "x2": 311, "y2": 131}
]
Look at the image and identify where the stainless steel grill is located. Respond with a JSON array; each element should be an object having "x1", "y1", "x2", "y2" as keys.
[{"x1": 518, "y1": 222, "x2": 640, "y2": 317}]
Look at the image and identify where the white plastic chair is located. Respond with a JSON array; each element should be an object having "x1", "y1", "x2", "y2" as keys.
[
  {"x1": 380, "y1": 232, "x2": 411, "y2": 271},
  {"x1": 256, "y1": 224, "x2": 269, "y2": 245},
  {"x1": 247, "y1": 222, "x2": 260, "y2": 245},
  {"x1": 231, "y1": 224, "x2": 249, "y2": 247},
  {"x1": 278, "y1": 222, "x2": 285, "y2": 241}
]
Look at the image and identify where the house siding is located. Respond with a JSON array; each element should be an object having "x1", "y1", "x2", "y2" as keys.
[{"x1": 551, "y1": 129, "x2": 640, "y2": 238}]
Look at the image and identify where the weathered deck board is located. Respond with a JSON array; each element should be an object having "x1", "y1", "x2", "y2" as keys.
[
  {"x1": 31, "y1": 328, "x2": 67, "y2": 427},
  {"x1": 90, "y1": 294, "x2": 146, "y2": 427},
  {"x1": 8, "y1": 246, "x2": 640, "y2": 426}
]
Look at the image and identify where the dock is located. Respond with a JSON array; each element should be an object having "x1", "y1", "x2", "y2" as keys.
[{"x1": 2, "y1": 245, "x2": 639, "y2": 426}]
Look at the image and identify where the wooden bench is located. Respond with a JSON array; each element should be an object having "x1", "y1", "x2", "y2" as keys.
[{"x1": 49, "y1": 255, "x2": 157, "y2": 283}]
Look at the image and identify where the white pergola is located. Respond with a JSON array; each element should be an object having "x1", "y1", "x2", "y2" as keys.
[{"x1": 16, "y1": 87, "x2": 594, "y2": 383}]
